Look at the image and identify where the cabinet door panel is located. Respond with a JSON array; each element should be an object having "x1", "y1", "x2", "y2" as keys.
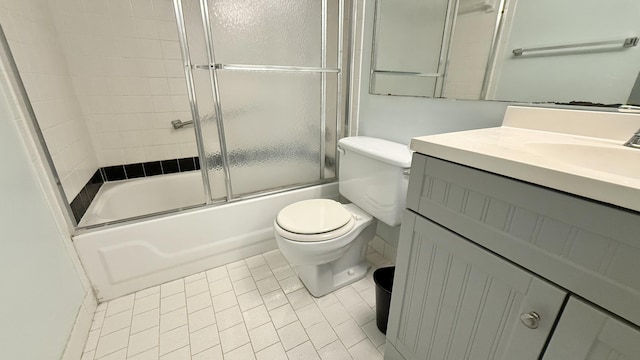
[
  {"x1": 543, "y1": 297, "x2": 640, "y2": 360},
  {"x1": 386, "y1": 211, "x2": 567, "y2": 360}
]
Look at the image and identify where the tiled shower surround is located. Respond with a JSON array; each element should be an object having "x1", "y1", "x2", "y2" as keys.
[{"x1": 82, "y1": 248, "x2": 392, "y2": 360}]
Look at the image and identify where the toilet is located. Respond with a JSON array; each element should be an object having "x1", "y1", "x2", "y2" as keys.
[{"x1": 273, "y1": 137, "x2": 412, "y2": 297}]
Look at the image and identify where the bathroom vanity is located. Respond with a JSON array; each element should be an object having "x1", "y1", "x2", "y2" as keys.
[{"x1": 384, "y1": 107, "x2": 640, "y2": 360}]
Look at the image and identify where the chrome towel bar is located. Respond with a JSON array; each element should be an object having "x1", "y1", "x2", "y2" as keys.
[
  {"x1": 512, "y1": 36, "x2": 639, "y2": 56},
  {"x1": 171, "y1": 119, "x2": 193, "y2": 129}
]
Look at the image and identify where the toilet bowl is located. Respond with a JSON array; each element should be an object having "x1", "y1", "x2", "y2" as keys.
[
  {"x1": 273, "y1": 137, "x2": 412, "y2": 297},
  {"x1": 274, "y1": 201, "x2": 376, "y2": 297}
]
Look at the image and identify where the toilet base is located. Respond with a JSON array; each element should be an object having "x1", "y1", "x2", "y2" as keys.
[{"x1": 295, "y1": 260, "x2": 369, "y2": 297}]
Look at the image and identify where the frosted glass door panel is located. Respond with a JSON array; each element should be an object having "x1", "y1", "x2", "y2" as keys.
[
  {"x1": 207, "y1": 0, "x2": 322, "y2": 66},
  {"x1": 217, "y1": 71, "x2": 325, "y2": 196}
]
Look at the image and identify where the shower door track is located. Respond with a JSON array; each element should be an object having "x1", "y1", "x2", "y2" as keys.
[{"x1": 193, "y1": 64, "x2": 340, "y2": 73}]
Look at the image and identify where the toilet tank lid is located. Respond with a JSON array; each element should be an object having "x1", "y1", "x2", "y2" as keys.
[{"x1": 338, "y1": 137, "x2": 412, "y2": 168}]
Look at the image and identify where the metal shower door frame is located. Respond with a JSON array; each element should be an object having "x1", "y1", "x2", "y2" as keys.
[{"x1": 175, "y1": 0, "x2": 347, "y2": 202}]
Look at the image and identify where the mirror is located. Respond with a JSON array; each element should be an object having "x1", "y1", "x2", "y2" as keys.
[{"x1": 370, "y1": 0, "x2": 640, "y2": 106}]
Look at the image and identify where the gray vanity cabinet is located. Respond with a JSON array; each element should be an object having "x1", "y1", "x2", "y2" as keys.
[
  {"x1": 384, "y1": 153, "x2": 640, "y2": 360},
  {"x1": 543, "y1": 297, "x2": 640, "y2": 360},
  {"x1": 385, "y1": 212, "x2": 566, "y2": 360}
]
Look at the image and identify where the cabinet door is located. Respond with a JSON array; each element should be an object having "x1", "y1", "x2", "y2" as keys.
[
  {"x1": 385, "y1": 211, "x2": 567, "y2": 360},
  {"x1": 543, "y1": 297, "x2": 640, "y2": 360}
]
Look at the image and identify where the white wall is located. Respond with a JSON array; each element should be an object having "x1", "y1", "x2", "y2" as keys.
[
  {"x1": 0, "y1": 0, "x2": 100, "y2": 201},
  {"x1": 0, "y1": 70, "x2": 91, "y2": 360}
]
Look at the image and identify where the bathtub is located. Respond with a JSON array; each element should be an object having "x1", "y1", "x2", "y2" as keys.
[
  {"x1": 79, "y1": 171, "x2": 206, "y2": 226},
  {"x1": 73, "y1": 175, "x2": 339, "y2": 301}
]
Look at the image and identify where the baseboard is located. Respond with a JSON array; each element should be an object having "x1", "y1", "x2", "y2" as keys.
[{"x1": 61, "y1": 290, "x2": 97, "y2": 360}]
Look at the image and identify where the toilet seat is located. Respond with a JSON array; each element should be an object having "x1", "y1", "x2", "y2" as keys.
[{"x1": 275, "y1": 199, "x2": 356, "y2": 242}]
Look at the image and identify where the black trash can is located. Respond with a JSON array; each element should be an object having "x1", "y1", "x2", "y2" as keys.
[{"x1": 373, "y1": 266, "x2": 395, "y2": 334}]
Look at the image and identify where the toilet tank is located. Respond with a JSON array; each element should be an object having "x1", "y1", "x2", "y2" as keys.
[{"x1": 338, "y1": 137, "x2": 412, "y2": 226}]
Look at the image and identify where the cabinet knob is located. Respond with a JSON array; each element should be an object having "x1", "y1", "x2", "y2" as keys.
[{"x1": 520, "y1": 311, "x2": 540, "y2": 329}]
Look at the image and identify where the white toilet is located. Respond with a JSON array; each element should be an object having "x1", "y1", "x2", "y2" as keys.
[{"x1": 273, "y1": 137, "x2": 412, "y2": 297}]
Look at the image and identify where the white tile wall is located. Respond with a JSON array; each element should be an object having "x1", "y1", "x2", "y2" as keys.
[
  {"x1": 48, "y1": 0, "x2": 198, "y2": 167},
  {"x1": 82, "y1": 247, "x2": 393, "y2": 360},
  {"x1": 0, "y1": 0, "x2": 100, "y2": 201}
]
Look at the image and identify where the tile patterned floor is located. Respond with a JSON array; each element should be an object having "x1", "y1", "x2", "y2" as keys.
[{"x1": 81, "y1": 247, "x2": 393, "y2": 360}]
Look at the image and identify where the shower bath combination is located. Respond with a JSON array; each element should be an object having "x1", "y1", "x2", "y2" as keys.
[{"x1": 1, "y1": 0, "x2": 353, "y2": 300}]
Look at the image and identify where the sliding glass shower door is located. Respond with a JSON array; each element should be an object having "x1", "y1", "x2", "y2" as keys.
[{"x1": 179, "y1": 0, "x2": 346, "y2": 201}]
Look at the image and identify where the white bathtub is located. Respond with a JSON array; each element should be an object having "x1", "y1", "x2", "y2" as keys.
[
  {"x1": 74, "y1": 175, "x2": 338, "y2": 301},
  {"x1": 80, "y1": 171, "x2": 206, "y2": 226}
]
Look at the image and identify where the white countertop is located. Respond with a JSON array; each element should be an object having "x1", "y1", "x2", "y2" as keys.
[{"x1": 410, "y1": 107, "x2": 640, "y2": 212}]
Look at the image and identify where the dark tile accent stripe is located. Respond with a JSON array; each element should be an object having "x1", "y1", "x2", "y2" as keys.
[
  {"x1": 70, "y1": 170, "x2": 104, "y2": 224},
  {"x1": 69, "y1": 156, "x2": 200, "y2": 224}
]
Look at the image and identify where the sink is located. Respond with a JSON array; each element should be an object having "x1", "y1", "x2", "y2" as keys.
[{"x1": 524, "y1": 143, "x2": 640, "y2": 179}]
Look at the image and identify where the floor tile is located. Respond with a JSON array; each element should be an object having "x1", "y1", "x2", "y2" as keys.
[
  {"x1": 85, "y1": 329, "x2": 100, "y2": 353},
  {"x1": 127, "y1": 326, "x2": 159, "y2": 357},
  {"x1": 185, "y1": 278, "x2": 209, "y2": 298},
  {"x1": 134, "y1": 293, "x2": 160, "y2": 315},
  {"x1": 211, "y1": 290, "x2": 238, "y2": 313},
  {"x1": 160, "y1": 307, "x2": 187, "y2": 333},
  {"x1": 255, "y1": 342, "x2": 287, "y2": 360},
  {"x1": 101, "y1": 309, "x2": 132, "y2": 335},
  {"x1": 306, "y1": 321, "x2": 338, "y2": 350},
  {"x1": 191, "y1": 344, "x2": 222, "y2": 360},
  {"x1": 205, "y1": 266, "x2": 228, "y2": 282},
  {"x1": 91, "y1": 311, "x2": 106, "y2": 331},
  {"x1": 348, "y1": 338, "x2": 383, "y2": 360},
  {"x1": 96, "y1": 348, "x2": 126, "y2": 360},
  {"x1": 160, "y1": 293, "x2": 186, "y2": 315},
  {"x1": 219, "y1": 323, "x2": 250, "y2": 353},
  {"x1": 269, "y1": 303, "x2": 298, "y2": 329},
  {"x1": 242, "y1": 304, "x2": 270, "y2": 330},
  {"x1": 214, "y1": 306, "x2": 243, "y2": 331},
  {"x1": 250, "y1": 264, "x2": 273, "y2": 281},
  {"x1": 320, "y1": 301, "x2": 351, "y2": 327},
  {"x1": 255, "y1": 276, "x2": 280, "y2": 295},
  {"x1": 160, "y1": 279, "x2": 185, "y2": 298},
  {"x1": 287, "y1": 288, "x2": 314, "y2": 310},
  {"x1": 159, "y1": 325, "x2": 189, "y2": 356},
  {"x1": 318, "y1": 340, "x2": 353, "y2": 360},
  {"x1": 361, "y1": 319, "x2": 386, "y2": 347},
  {"x1": 84, "y1": 249, "x2": 390, "y2": 360},
  {"x1": 106, "y1": 294, "x2": 134, "y2": 317},
  {"x1": 237, "y1": 289, "x2": 263, "y2": 311},
  {"x1": 245, "y1": 254, "x2": 267, "y2": 269},
  {"x1": 295, "y1": 303, "x2": 325, "y2": 329},
  {"x1": 159, "y1": 345, "x2": 190, "y2": 360},
  {"x1": 248, "y1": 322, "x2": 279, "y2": 352},
  {"x1": 228, "y1": 265, "x2": 251, "y2": 282},
  {"x1": 279, "y1": 275, "x2": 304, "y2": 294},
  {"x1": 127, "y1": 347, "x2": 158, "y2": 360},
  {"x1": 186, "y1": 291, "x2": 212, "y2": 314},
  {"x1": 223, "y1": 343, "x2": 256, "y2": 360},
  {"x1": 189, "y1": 324, "x2": 220, "y2": 355},
  {"x1": 277, "y1": 321, "x2": 309, "y2": 351},
  {"x1": 187, "y1": 307, "x2": 215, "y2": 332},
  {"x1": 208, "y1": 277, "x2": 232, "y2": 297},
  {"x1": 345, "y1": 300, "x2": 375, "y2": 326},
  {"x1": 136, "y1": 286, "x2": 160, "y2": 299},
  {"x1": 271, "y1": 265, "x2": 295, "y2": 281},
  {"x1": 232, "y1": 277, "x2": 256, "y2": 295},
  {"x1": 263, "y1": 250, "x2": 288, "y2": 270},
  {"x1": 262, "y1": 289, "x2": 288, "y2": 311},
  {"x1": 335, "y1": 319, "x2": 367, "y2": 348},
  {"x1": 184, "y1": 271, "x2": 206, "y2": 284},
  {"x1": 286, "y1": 341, "x2": 320, "y2": 360},
  {"x1": 94, "y1": 327, "x2": 129, "y2": 358}
]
